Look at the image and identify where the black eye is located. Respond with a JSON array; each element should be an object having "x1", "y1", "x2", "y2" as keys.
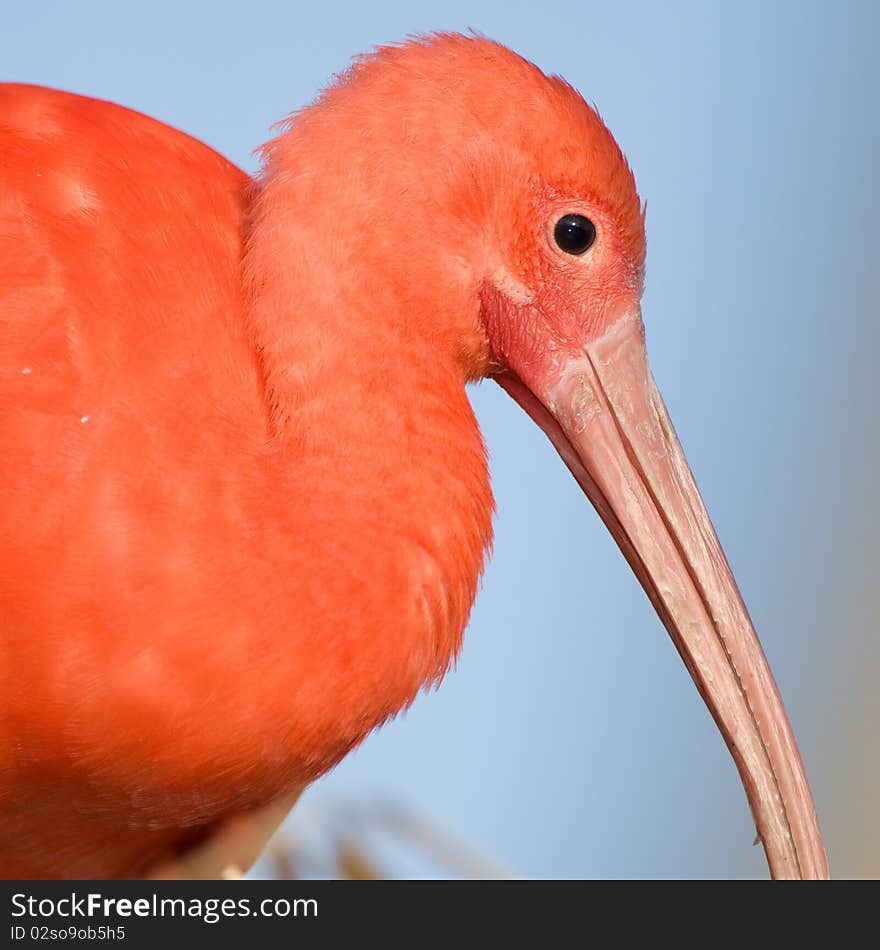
[{"x1": 553, "y1": 214, "x2": 596, "y2": 255}]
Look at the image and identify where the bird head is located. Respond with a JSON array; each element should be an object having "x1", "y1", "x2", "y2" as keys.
[{"x1": 252, "y1": 33, "x2": 827, "y2": 879}]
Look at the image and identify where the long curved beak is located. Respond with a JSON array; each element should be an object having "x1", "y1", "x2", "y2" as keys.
[{"x1": 496, "y1": 309, "x2": 828, "y2": 880}]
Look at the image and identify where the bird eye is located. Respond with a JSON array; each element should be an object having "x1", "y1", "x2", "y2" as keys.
[{"x1": 553, "y1": 214, "x2": 596, "y2": 256}]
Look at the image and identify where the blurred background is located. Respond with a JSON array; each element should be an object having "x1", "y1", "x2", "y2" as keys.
[{"x1": 4, "y1": 0, "x2": 877, "y2": 878}]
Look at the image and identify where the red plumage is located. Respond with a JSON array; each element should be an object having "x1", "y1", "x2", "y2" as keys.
[{"x1": 0, "y1": 35, "x2": 827, "y2": 879}]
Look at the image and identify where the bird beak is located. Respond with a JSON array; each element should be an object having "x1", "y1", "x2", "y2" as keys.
[{"x1": 495, "y1": 308, "x2": 829, "y2": 880}]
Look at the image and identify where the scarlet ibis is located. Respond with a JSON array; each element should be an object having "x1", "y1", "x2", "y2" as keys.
[{"x1": 0, "y1": 33, "x2": 828, "y2": 880}]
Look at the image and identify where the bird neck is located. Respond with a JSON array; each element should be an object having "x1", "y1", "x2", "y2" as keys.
[{"x1": 239, "y1": 185, "x2": 494, "y2": 764}]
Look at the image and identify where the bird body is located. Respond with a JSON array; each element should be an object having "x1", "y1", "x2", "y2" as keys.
[
  {"x1": 0, "y1": 79, "x2": 490, "y2": 876},
  {"x1": 0, "y1": 35, "x2": 827, "y2": 879}
]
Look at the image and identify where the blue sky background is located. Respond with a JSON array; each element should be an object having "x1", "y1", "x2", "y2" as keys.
[{"x1": 4, "y1": 1, "x2": 877, "y2": 877}]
